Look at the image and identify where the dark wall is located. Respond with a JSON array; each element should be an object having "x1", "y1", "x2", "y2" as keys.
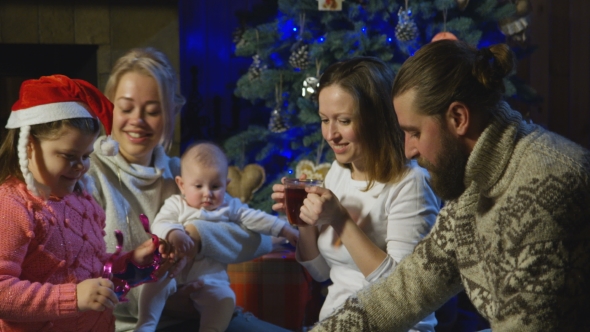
[
  {"x1": 0, "y1": 44, "x2": 98, "y2": 141},
  {"x1": 178, "y1": 0, "x2": 275, "y2": 152},
  {"x1": 522, "y1": 0, "x2": 590, "y2": 149}
]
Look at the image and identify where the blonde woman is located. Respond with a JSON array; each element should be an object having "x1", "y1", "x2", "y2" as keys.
[{"x1": 89, "y1": 48, "x2": 287, "y2": 332}]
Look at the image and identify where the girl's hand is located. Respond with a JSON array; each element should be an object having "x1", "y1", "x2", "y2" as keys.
[
  {"x1": 131, "y1": 238, "x2": 159, "y2": 266},
  {"x1": 131, "y1": 238, "x2": 179, "y2": 279},
  {"x1": 300, "y1": 186, "x2": 350, "y2": 227},
  {"x1": 77, "y1": 278, "x2": 118, "y2": 312},
  {"x1": 132, "y1": 239, "x2": 187, "y2": 278}
]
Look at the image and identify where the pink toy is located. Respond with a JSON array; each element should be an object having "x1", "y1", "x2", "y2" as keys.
[{"x1": 103, "y1": 214, "x2": 163, "y2": 301}]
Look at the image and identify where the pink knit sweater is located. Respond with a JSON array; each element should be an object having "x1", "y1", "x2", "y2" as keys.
[{"x1": 0, "y1": 178, "x2": 115, "y2": 332}]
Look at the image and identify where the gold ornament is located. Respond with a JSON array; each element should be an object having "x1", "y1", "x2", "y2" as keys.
[
  {"x1": 295, "y1": 160, "x2": 331, "y2": 181},
  {"x1": 227, "y1": 164, "x2": 266, "y2": 203}
]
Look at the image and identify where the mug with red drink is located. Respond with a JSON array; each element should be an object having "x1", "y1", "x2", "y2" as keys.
[{"x1": 284, "y1": 178, "x2": 323, "y2": 226}]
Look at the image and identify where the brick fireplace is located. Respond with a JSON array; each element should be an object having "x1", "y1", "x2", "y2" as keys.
[{"x1": 0, "y1": 0, "x2": 180, "y2": 153}]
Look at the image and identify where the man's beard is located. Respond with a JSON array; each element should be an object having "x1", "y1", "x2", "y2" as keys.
[{"x1": 417, "y1": 128, "x2": 469, "y2": 201}]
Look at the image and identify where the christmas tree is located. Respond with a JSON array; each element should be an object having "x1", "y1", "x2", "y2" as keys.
[{"x1": 225, "y1": 0, "x2": 535, "y2": 212}]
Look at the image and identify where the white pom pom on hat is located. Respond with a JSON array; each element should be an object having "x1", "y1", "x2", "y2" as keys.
[{"x1": 6, "y1": 74, "x2": 118, "y2": 197}]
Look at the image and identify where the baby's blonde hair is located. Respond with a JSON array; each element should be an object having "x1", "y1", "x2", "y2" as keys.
[{"x1": 180, "y1": 141, "x2": 229, "y2": 177}]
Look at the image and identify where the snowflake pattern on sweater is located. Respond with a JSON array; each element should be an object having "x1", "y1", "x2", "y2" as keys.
[{"x1": 312, "y1": 103, "x2": 590, "y2": 332}]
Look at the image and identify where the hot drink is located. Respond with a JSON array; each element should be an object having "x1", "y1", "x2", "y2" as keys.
[
  {"x1": 285, "y1": 187, "x2": 308, "y2": 226},
  {"x1": 284, "y1": 178, "x2": 323, "y2": 226}
]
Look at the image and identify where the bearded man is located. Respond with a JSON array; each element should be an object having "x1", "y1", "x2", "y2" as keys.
[{"x1": 311, "y1": 40, "x2": 590, "y2": 332}]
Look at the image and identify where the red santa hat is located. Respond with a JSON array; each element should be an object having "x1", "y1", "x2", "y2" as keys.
[{"x1": 6, "y1": 75, "x2": 118, "y2": 197}]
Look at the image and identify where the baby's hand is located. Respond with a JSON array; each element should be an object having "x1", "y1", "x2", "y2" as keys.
[
  {"x1": 168, "y1": 229, "x2": 195, "y2": 258},
  {"x1": 161, "y1": 227, "x2": 199, "y2": 279},
  {"x1": 279, "y1": 224, "x2": 299, "y2": 247},
  {"x1": 77, "y1": 278, "x2": 118, "y2": 312}
]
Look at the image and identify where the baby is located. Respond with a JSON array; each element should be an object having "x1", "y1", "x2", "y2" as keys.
[{"x1": 136, "y1": 142, "x2": 298, "y2": 332}]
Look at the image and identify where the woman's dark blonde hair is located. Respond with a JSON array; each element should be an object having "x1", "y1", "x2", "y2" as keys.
[
  {"x1": 319, "y1": 57, "x2": 407, "y2": 190},
  {"x1": 0, "y1": 118, "x2": 100, "y2": 189},
  {"x1": 104, "y1": 47, "x2": 186, "y2": 151},
  {"x1": 392, "y1": 40, "x2": 515, "y2": 122}
]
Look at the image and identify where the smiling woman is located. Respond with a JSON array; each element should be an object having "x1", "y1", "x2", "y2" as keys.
[
  {"x1": 111, "y1": 72, "x2": 164, "y2": 166},
  {"x1": 271, "y1": 57, "x2": 440, "y2": 331},
  {"x1": 318, "y1": 85, "x2": 363, "y2": 178},
  {"x1": 87, "y1": 47, "x2": 285, "y2": 332}
]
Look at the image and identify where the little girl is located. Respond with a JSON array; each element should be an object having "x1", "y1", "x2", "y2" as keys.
[{"x1": 0, "y1": 75, "x2": 160, "y2": 331}]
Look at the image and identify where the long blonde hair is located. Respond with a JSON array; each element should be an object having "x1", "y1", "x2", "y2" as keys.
[{"x1": 104, "y1": 48, "x2": 186, "y2": 151}]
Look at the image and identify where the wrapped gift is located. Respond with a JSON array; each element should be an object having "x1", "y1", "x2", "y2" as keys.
[{"x1": 228, "y1": 248, "x2": 315, "y2": 330}]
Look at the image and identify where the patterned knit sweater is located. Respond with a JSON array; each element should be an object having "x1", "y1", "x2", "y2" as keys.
[
  {"x1": 312, "y1": 103, "x2": 590, "y2": 331},
  {"x1": 0, "y1": 178, "x2": 115, "y2": 332}
]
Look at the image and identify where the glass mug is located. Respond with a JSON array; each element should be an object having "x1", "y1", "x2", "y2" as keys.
[{"x1": 284, "y1": 178, "x2": 323, "y2": 226}]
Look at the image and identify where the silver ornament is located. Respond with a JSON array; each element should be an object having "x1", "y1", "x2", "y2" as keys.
[
  {"x1": 289, "y1": 42, "x2": 311, "y2": 70},
  {"x1": 395, "y1": 7, "x2": 419, "y2": 42},
  {"x1": 302, "y1": 77, "x2": 320, "y2": 99},
  {"x1": 248, "y1": 55, "x2": 267, "y2": 81},
  {"x1": 268, "y1": 108, "x2": 289, "y2": 133}
]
